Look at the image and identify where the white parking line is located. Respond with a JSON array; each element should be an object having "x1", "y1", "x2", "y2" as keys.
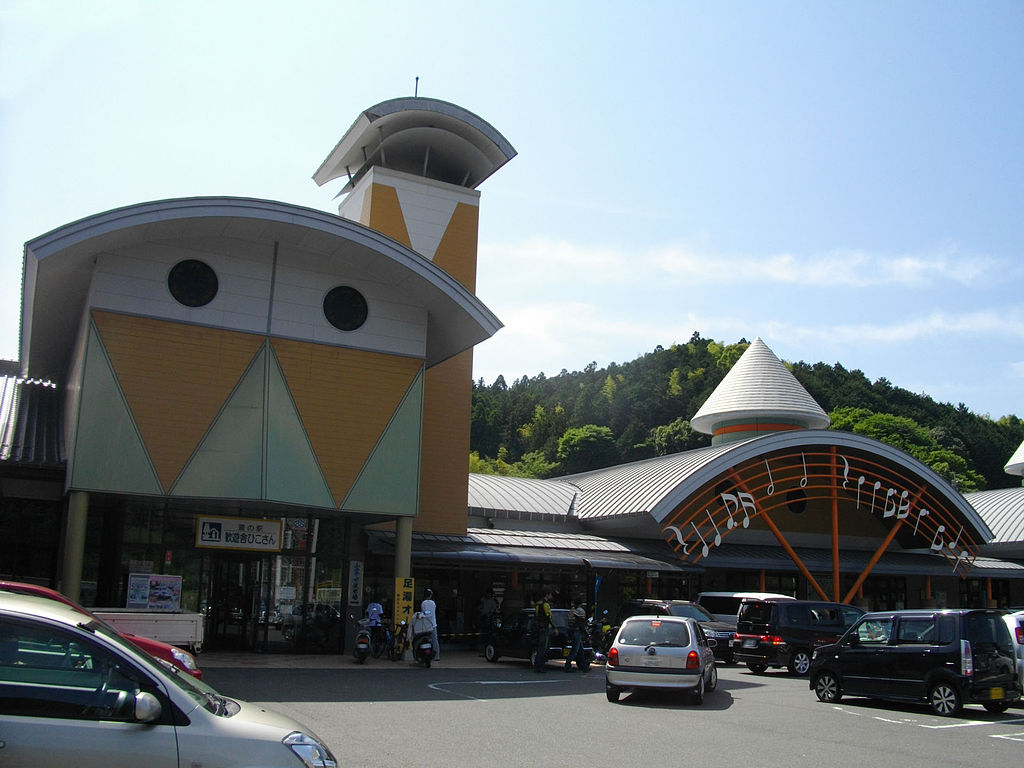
[
  {"x1": 427, "y1": 679, "x2": 567, "y2": 701},
  {"x1": 990, "y1": 731, "x2": 1024, "y2": 742},
  {"x1": 830, "y1": 705, "x2": 1024, "y2": 730}
]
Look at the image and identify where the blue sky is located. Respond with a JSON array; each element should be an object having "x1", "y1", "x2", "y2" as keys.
[{"x1": 2, "y1": 1, "x2": 1022, "y2": 419}]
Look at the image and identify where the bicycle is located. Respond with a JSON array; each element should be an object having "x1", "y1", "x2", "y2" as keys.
[
  {"x1": 370, "y1": 623, "x2": 387, "y2": 658},
  {"x1": 387, "y1": 620, "x2": 408, "y2": 661}
]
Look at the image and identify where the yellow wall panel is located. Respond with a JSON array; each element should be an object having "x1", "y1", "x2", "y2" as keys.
[
  {"x1": 271, "y1": 338, "x2": 422, "y2": 507},
  {"x1": 432, "y1": 202, "x2": 479, "y2": 291},
  {"x1": 92, "y1": 311, "x2": 265, "y2": 492},
  {"x1": 366, "y1": 184, "x2": 412, "y2": 248},
  {"x1": 417, "y1": 350, "x2": 472, "y2": 534}
]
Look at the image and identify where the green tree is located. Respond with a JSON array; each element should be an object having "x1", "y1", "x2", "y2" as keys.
[{"x1": 556, "y1": 424, "x2": 618, "y2": 474}]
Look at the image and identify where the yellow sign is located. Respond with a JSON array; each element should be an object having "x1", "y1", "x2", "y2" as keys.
[{"x1": 394, "y1": 577, "x2": 415, "y2": 628}]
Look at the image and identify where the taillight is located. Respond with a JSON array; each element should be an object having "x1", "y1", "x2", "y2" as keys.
[
  {"x1": 766, "y1": 635, "x2": 785, "y2": 646},
  {"x1": 686, "y1": 650, "x2": 700, "y2": 669},
  {"x1": 1016, "y1": 627, "x2": 1023, "y2": 644},
  {"x1": 960, "y1": 639, "x2": 974, "y2": 677},
  {"x1": 607, "y1": 647, "x2": 619, "y2": 667}
]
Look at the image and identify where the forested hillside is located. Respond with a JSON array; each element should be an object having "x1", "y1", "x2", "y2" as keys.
[{"x1": 470, "y1": 333, "x2": 1024, "y2": 492}]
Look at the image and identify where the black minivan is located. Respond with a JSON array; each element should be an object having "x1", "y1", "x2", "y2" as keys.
[
  {"x1": 809, "y1": 608, "x2": 1020, "y2": 716},
  {"x1": 732, "y1": 599, "x2": 864, "y2": 675}
]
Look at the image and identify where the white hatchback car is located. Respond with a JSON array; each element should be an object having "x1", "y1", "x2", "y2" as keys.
[
  {"x1": 605, "y1": 615, "x2": 717, "y2": 704},
  {"x1": 0, "y1": 591, "x2": 336, "y2": 768}
]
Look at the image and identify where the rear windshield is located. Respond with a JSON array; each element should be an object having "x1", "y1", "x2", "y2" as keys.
[
  {"x1": 738, "y1": 601, "x2": 774, "y2": 624},
  {"x1": 966, "y1": 613, "x2": 1014, "y2": 655},
  {"x1": 618, "y1": 619, "x2": 691, "y2": 647}
]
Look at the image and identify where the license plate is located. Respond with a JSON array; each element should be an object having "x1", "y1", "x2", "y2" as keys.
[
  {"x1": 562, "y1": 647, "x2": 570, "y2": 658},
  {"x1": 743, "y1": 639, "x2": 757, "y2": 648},
  {"x1": 641, "y1": 657, "x2": 664, "y2": 667},
  {"x1": 990, "y1": 687, "x2": 1004, "y2": 700}
]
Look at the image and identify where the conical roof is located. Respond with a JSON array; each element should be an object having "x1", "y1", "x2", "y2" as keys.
[
  {"x1": 690, "y1": 338, "x2": 830, "y2": 436},
  {"x1": 1006, "y1": 438, "x2": 1024, "y2": 477}
]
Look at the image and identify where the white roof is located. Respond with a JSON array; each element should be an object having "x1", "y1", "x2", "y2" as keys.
[
  {"x1": 1005, "y1": 438, "x2": 1024, "y2": 476},
  {"x1": 690, "y1": 338, "x2": 830, "y2": 435}
]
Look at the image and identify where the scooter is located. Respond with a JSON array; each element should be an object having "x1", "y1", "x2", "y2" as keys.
[
  {"x1": 410, "y1": 611, "x2": 436, "y2": 667},
  {"x1": 352, "y1": 616, "x2": 371, "y2": 664}
]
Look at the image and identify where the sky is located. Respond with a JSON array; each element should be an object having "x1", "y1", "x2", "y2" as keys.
[{"x1": 1, "y1": 1, "x2": 1022, "y2": 420}]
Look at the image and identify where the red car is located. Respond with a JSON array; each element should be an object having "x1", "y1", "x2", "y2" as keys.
[{"x1": 0, "y1": 579, "x2": 202, "y2": 678}]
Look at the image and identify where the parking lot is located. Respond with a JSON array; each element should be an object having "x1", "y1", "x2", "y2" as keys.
[{"x1": 203, "y1": 651, "x2": 1024, "y2": 767}]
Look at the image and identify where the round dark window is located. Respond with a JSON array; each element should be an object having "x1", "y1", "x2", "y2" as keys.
[
  {"x1": 168, "y1": 259, "x2": 218, "y2": 308},
  {"x1": 323, "y1": 286, "x2": 368, "y2": 331}
]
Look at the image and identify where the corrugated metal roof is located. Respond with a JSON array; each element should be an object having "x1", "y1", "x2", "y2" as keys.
[
  {"x1": 556, "y1": 442, "x2": 741, "y2": 520},
  {"x1": 469, "y1": 474, "x2": 579, "y2": 517},
  {"x1": 0, "y1": 375, "x2": 65, "y2": 466},
  {"x1": 700, "y1": 543, "x2": 1024, "y2": 577},
  {"x1": 964, "y1": 487, "x2": 1024, "y2": 544},
  {"x1": 690, "y1": 337, "x2": 830, "y2": 434}
]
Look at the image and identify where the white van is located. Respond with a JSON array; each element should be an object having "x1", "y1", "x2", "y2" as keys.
[{"x1": 696, "y1": 591, "x2": 794, "y2": 626}]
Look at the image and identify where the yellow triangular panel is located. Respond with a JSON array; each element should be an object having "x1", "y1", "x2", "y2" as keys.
[
  {"x1": 271, "y1": 339, "x2": 422, "y2": 507},
  {"x1": 432, "y1": 202, "x2": 479, "y2": 290},
  {"x1": 92, "y1": 311, "x2": 265, "y2": 492},
  {"x1": 366, "y1": 184, "x2": 412, "y2": 247}
]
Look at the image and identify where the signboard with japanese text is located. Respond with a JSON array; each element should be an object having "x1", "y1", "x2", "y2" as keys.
[
  {"x1": 394, "y1": 577, "x2": 415, "y2": 627},
  {"x1": 347, "y1": 561, "x2": 363, "y2": 606},
  {"x1": 195, "y1": 516, "x2": 283, "y2": 552}
]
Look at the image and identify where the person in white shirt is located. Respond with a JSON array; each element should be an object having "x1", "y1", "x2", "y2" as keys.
[{"x1": 421, "y1": 588, "x2": 440, "y2": 661}]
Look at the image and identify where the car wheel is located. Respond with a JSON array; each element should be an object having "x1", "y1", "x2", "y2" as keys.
[
  {"x1": 606, "y1": 684, "x2": 621, "y2": 703},
  {"x1": 706, "y1": 664, "x2": 718, "y2": 692},
  {"x1": 484, "y1": 642, "x2": 499, "y2": 663},
  {"x1": 813, "y1": 671, "x2": 842, "y2": 703},
  {"x1": 691, "y1": 675, "x2": 705, "y2": 705},
  {"x1": 928, "y1": 681, "x2": 962, "y2": 716},
  {"x1": 983, "y1": 701, "x2": 1010, "y2": 714},
  {"x1": 746, "y1": 662, "x2": 768, "y2": 673},
  {"x1": 788, "y1": 649, "x2": 812, "y2": 676}
]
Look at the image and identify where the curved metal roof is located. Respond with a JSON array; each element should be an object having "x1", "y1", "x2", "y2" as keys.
[
  {"x1": 690, "y1": 338, "x2": 830, "y2": 435},
  {"x1": 468, "y1": 473, "x2": 579, "y2": 518},
  {"x1": 21, "y1": 197, "x2": 502, "y2": 378},
  {"x1": 313, "y1": 97, "x2": 517, "y2": 193},
  {"x1": 964, "y1": 487, "x2": 1024, "y2": 544}
]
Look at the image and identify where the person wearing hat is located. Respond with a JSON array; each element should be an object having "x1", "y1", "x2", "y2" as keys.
[{"x1": 421, "y1": 588, "x2": 440, "y2": 661}]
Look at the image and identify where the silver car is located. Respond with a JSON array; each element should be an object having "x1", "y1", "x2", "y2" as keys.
[
  {"x1": 0, "y1": 592, "x2": 336, "y2": 767},
  {"x1": 1004, "y1": 609, "x2": 1024, "y2": 695},
  {"x1": 605, "y1": 615, "x2": 718, "y2": 704}
]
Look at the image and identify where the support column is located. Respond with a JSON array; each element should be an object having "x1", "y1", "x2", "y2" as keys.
[
  {"x1": 394, "y1": 516, "x2": 413, "y2": 579},
  {"x1": 62, "y1": 491, "x2": 89, "y2": 602}
]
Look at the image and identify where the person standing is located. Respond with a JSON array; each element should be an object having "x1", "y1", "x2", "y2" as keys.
[
  {"x1": 421, "y1": 588, "x2": 440, "y2": 661},
  {"x1": 533, "y1": 590, "x2": 554, "y2": 673},
  {"x1": 478, "y1": 589, "x2": 498, "y2": 647},
  {"x1": 564, "y1": 597, "x2": 587, "y2": 672}
]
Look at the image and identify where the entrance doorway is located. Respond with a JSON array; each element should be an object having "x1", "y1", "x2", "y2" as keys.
[{"x1": 200, "y1": 554, "x2": 272, "y2": 651}]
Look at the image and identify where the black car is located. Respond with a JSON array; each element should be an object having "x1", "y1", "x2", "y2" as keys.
[
  {"x1": 731, "y1": 598, "x2": 864, "y2": 675},
  {"x1": 484, "y1": 608, "x2": 592, "y2": 668},
  {"x1": 809, "y1": 608, "x2": 1020, "y2": 716},
  {"x1": 616, "y1": 599, "x2": 737, "y2": 663}
]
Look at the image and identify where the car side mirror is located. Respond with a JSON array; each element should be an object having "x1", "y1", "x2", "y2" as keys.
[
  {"x1": 708, "y1": 639, "x2": 717, "y2": 648},
  {"x1": 134, "y1": 691, "x2": 162, "y2": 723}
]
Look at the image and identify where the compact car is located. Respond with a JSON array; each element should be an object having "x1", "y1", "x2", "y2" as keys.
[
  {"x1": 605, "y1": 615, "x2": 718, "y2": 704},
  {"x1": 617, "y1": 598, "x2": 737, "y2": 662},
  {"x1": 0, "y1": 579, "x2": 202, "y2": 678},
  {"x1": 0, "y1": 591, "x2": 336, "y2": 767},
  {"x1": 1003, "y1": 609, "x2": 1024, "y2": 695},
  {"x1": 809, "y1": 608, "x2": 1019, "y2": 716}
]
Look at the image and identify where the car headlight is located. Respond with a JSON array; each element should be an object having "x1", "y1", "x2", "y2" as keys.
[
  {"x1": 283, "y1": 731, "x2": 337, "y2": 768},
  {"x1": 170, "y1": 647, "x2": 199, "y2": 672}
]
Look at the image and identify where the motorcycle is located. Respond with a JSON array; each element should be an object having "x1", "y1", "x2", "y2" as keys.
[
  {"x1": 410, "y1": 611, "x2": 436, "y2": 667},
  {"x1": 589, "y1": 609, "x2": 613, "y2": 661},
  {"x1": 352, "y1": 616, "x2": 372, "y2": 664}
]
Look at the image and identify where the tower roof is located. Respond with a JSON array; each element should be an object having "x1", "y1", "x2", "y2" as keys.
[
  {"x1": 690, "y1": 338, "x2": 830, "y2": 435},
  {"x1": 1006, "y1": 438, "x2": 1024, "y2": 476},
  {"x1": 313, "y1": 97, "x2": 517, "y2": 194}
]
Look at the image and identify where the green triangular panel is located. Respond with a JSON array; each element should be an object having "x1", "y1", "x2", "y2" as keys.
[
  {"x1": 264, "y1": 346, "x2": 335, "y2": 509},
  {"x1": 69, "y1": 323, "x2": 162, "y2": 495},
  {"x1": 343, "y1": 367, "x2": 423, "y2": 516},
  {"x1": 171, "y1": 347, "x2": 266, "y2": 499}
]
